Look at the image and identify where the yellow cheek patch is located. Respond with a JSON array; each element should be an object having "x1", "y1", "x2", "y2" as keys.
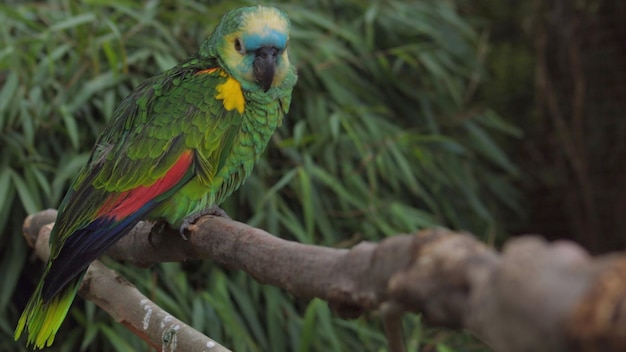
[{"x1": 216, "y1": 76, "x2": 245, "y2": 114}]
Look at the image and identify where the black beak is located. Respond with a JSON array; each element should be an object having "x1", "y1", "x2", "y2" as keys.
[{"x1": 253, "y1": 47, "x2": 278, "y2": 92}]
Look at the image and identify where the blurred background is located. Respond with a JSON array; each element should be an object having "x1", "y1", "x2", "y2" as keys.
[{"x1": 0, "y1": 0, "x2": 624, "y2": 351}]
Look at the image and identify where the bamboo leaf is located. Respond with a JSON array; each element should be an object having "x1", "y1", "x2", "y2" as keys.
[
  {"x1": 0, "y1": 170, "x2": 12, "y2": 215},
  {"x1": 49, "y1": 13, "x2": 96, "y2": 32},
  {"x1": 12, "y1": 171, "x2": 39, "y2": 214},
  {"x1": 99, "y1": 324, "x2": 135, "y2": 352},
  {"x1": 0, "y1": 71, "x2": 18, "y2": 119}
]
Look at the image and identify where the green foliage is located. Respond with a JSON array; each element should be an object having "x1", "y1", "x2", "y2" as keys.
[{"x1": 1, "y1": 0, "x2": 520, "y2": 350}]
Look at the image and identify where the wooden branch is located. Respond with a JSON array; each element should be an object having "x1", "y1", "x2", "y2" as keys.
[{"x1": 23, "y1": 210, "x2": 626, "y2": 352}]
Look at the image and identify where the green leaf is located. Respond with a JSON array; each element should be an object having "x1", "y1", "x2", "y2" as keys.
[
  {"x1": 297, "y1": 166, "x2": 314, "y2": 241},
  {"x1": 12, "y1": 171, "x2": 40, "y2": 214},
  {"x1": 0, "y1": 234, "x2": 25, "y2": 314},
  {"x1": 298, "y1": 299, "x2": 318, "y2": 352},
  {"x1": 0, "y1": 170, "x2": 12, "y2": 215},
  {"x1": 464, "y1": 119, "x2": 518, "y2": 174},
  {"x1": 227, "y1": 279, "x2": 267, "y2": 348},
  {"x1": 99, "y1": 325, "x2": 136, "y2": 352},
  {"x1": 49, "y1": 13, "x2": 96, "y2": 32},
  {"x1": 0, "y1": 71, "x2": 18, "y2": 121}
]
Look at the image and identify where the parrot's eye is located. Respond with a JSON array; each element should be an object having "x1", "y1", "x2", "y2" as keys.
[{"x1": 234, "y1": 39, "x2": 244, "y2": 54}]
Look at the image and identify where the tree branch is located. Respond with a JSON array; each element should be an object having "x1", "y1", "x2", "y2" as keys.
[{"x1": 23, "y1": 210, "x2": 626, "y2": 352}]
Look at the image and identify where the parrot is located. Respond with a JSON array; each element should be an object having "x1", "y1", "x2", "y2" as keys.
[{"x1": 14, "y1": 5, "x2": 297, "y2": 349}]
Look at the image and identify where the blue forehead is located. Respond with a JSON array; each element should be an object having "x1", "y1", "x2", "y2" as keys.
[{"x1": 242, "y1": 29, "x2": 288, "y2": 50}]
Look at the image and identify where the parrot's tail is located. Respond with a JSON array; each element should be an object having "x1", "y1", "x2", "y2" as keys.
[{"x1": 14, "y1": 271, "x2": 84, "y2": 349}]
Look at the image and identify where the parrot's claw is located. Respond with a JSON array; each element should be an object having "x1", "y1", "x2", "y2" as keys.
[{"x1": 179, "y1": 205, "x2": 230, "y2": 240}]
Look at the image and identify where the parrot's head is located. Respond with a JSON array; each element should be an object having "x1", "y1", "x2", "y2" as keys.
[{"x1": 201, "y1": 6, "x2": 295, "y2": 93}]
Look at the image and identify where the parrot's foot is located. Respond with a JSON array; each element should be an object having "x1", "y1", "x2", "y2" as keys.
[{"x1": 179, "y1": 205, "x2": 230, "y2": 240}]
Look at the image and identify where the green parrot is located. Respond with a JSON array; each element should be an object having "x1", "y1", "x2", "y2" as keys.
[{"x1": 15, "y1": 5, "x2": 297, "y2": 349}]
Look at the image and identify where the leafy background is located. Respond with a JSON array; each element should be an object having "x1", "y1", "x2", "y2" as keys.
[{"x1": 1, "y1": 0, "x2": 623, "y2": 351}]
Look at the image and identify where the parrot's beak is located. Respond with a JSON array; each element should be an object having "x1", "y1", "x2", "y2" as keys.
[{"x1": 253, "y1": 46, "x2": 278, "y2": 92}]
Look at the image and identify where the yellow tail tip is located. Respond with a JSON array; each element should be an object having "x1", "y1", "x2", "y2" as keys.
[{"x1": 15, "y1": 279, "x2": 81, "y2": 349}]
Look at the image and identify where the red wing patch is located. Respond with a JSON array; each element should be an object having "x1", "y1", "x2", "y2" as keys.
[{"x1": 96, "y1": 150, "x2": 194, "y2": 220}]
